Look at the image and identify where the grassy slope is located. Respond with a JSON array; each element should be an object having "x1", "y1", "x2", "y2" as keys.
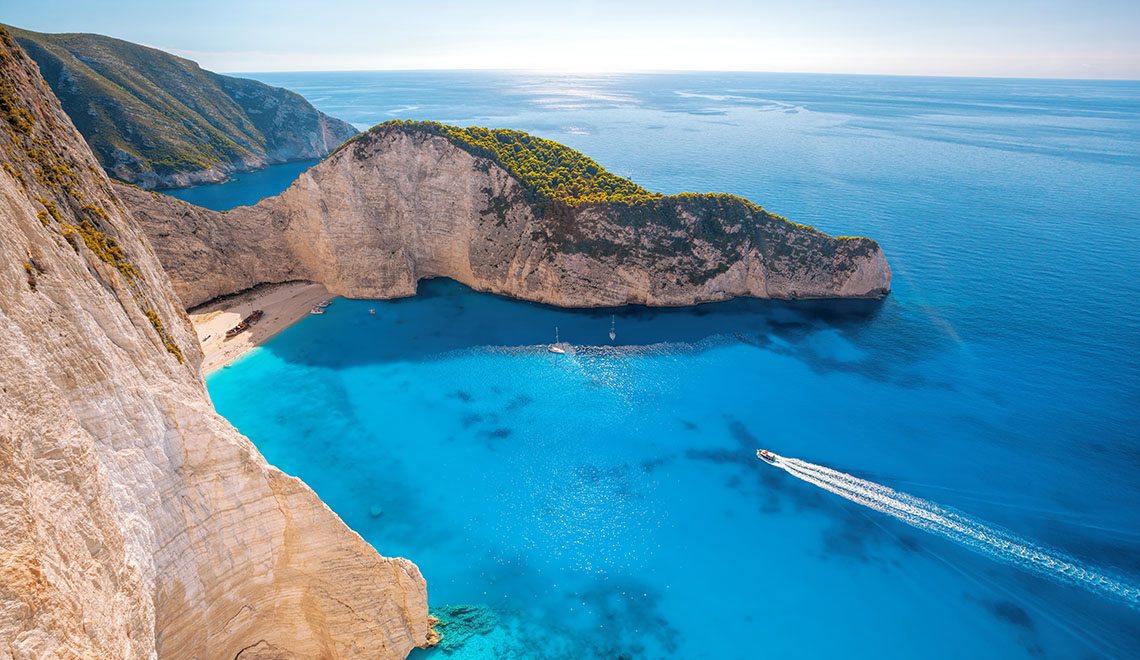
[{"x1": 7, "y1": 25, "x2": 356, "y2": 183}]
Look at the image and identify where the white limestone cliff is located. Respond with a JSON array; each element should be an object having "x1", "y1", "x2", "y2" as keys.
[
  {"x1": 0, "y1": 28, "x2": 428, "y2": 660},
  {"x1": 122, "y1": 125, "x2": 891, "y2": 310}
]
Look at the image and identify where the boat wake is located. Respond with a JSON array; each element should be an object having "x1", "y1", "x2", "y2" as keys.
[{"x1": 770, "y1": 455, "x2": 1140, "y2": 609}]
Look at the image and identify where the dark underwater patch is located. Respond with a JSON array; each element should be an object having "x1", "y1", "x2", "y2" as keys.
[
  {"x1": 728, "y1": 420, "x2": 759, "y2": 449},
  {"x1": 896, "y1": 534, "x2": 923, "y2": 553},
  {"x1": 421, "y1": 555, "x2": 683, "y2": 657},
  {"x1": 767, "y1": 319, "x2": 815, "y2": 341},
  {"x1": 818, "y1": 514, "x2": 877, "y2": 563},
  {"x1": 640, "y1": 456, "x2": 672, "y2": 473},
  {"x1": 734, "y1": 331, "x2": 772, "y2": 348},
  {"x1": 569, "y1": 576, "x2": 682, "y2": 657},
  {"x1": 963, "y1": 595, "x2": 1045, "y2": 657},
  {"x1": 506, "y1": 394, "x2": 533, "y2": 411},
  {"x1": 685, "y1": 447, "x2": 748, "y2": 466},
  {"x1": 984, "y1": 599, "x2": 1035, "y2": 630}
]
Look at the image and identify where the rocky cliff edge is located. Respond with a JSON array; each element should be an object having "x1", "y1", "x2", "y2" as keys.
[{"x1": 0, "y1": 28, "x2": 427, "y2": 660}]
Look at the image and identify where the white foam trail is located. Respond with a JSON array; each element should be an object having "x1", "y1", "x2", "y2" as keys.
[{"x1": 770, "y1": 455, "x2": 1140, "y2": 609}]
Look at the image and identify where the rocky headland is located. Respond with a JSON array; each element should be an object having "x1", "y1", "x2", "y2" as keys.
[
  {"x1": 123, "y1": 121, "x2": 892, "y2": 310},
  {"x1": 7, "y1": 25, "x2": 358, "y2": 189},
  {"x1": 0, "y1": 27, "x2": 427, "y2": 660}
]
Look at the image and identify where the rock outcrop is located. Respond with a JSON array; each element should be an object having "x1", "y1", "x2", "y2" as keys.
[
  {"x1": 8, "y1": 25, "x2": 358, "y2": 189},
  {"x1": 0, "y1": 28, "x2": 427, "y2": 660},
  {"x1": 123, "y1": 123, "x2": 892, "y2": 309}
]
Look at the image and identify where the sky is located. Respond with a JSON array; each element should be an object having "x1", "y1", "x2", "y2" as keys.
[{"x1": 4, "y1": 0, "x2": 1139, "y2": 79}]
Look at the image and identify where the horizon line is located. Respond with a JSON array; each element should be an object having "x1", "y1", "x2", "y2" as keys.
[
  {"x1": 218, "y1": 66, "x2": 1140, "y2": 84},
  {"x1": 7, "y1": 25, "x2": 1135, "y2": 83}
]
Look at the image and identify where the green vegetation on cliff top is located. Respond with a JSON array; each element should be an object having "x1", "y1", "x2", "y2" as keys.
[
  {"x1": 6, "y1": 25, "x2": 357, "y2": 186},
  {"x1": 344, "y1": 120, "x2": 660, "y2": 205},
  {"x1": 342, "y1": 121, "x2": 868, "y2": 242},
  {"x1": 335, "y1": 121, "x2": 879, "y2": 286}
]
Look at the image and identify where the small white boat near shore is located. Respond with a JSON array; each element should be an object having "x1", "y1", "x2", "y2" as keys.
[{"x1": 548, "y1": 327, "x2": 566, "y2": 354}]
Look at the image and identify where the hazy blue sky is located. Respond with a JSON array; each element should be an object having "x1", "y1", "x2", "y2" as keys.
[{"x1": 5, "y1": 0, "x2": 1139, "y2": 78}]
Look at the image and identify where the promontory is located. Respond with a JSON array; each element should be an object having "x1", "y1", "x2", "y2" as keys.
[
  {"x1": 122, "y1": 121, "x2": 892, "y2": 309},
  {"x1": 8, "y1": 25, "x2": 358, "y2": 189}
]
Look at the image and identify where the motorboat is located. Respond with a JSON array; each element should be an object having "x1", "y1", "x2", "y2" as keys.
[
  {"x1": 310, "y1": 307, "x2": 325, "y2": 315},
  {"x1": 756, "y1": 449, "x2": 779, "y2": 465}
]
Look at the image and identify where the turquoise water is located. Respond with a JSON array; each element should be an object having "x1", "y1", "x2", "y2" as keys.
[
  {"x1": 206, "y1": 73, "x2": 1140, "y2": 658},
  {"x1": 164, "y1": 158, "x2": 319, "y2": 210}
]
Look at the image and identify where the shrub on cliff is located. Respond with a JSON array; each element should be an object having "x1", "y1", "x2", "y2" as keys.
[{"x1": 347, "y1": 120, "x2": 661, "y2": 205}]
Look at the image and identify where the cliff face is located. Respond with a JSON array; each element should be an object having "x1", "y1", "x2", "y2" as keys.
[
  {"x1": 123, "y1": 124, "x2": 891, "y2": 309},
  {"x1": 0, "y1": 28, "x2": 427, "y2": 660},
  {"x1": 7, "y1": 25, "x2": 358, "y2": 189}
]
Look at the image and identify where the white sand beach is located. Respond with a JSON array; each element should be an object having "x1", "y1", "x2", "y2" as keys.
[{"x1": 190, "y1": 281, "x2": 330, "y2": 374}]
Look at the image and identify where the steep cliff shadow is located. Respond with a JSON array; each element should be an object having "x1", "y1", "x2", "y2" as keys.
[{"x1": 260, "y1": 277, "x2": 889, "y2": 370}]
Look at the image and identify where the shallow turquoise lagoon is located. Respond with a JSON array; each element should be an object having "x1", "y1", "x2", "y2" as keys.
[{"x1": 207, "y1": 73, "x2": 1140, "y2": 658}]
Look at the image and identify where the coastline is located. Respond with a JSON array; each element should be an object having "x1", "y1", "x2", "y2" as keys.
[{"x1": 190, "y1": 281, "x2": 330, "y2": 374}]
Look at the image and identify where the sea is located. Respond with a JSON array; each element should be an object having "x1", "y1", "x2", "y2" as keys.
[{"x1": 194, "y1": 72, "x2": 1140, "y2": 659}]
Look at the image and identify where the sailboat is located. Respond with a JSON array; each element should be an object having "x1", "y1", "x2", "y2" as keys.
[
  {"x1": 609, "y1": 315, "x2": 616, "y2": 342},
  {"x1": 548, "y1": 327, "x2": 566, "y2": 354}
]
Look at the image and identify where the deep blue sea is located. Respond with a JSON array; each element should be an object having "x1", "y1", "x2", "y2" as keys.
[
  {"x1": 202, "y1": 72, "x2": 1140, "y2": 658},
  {"x1": 166, "y1": 158, "x2": 319, "y2": 209}
]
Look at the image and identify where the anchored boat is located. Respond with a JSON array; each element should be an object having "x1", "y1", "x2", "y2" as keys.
[{"x1": 548, "y1": 327, "x2": 566, "y2": 354}]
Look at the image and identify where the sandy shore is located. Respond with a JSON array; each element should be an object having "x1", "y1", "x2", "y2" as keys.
[{"x1": 189, "y1": 281, "x2": 330, "y2": 374}]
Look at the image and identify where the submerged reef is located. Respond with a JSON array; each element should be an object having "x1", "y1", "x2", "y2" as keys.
[{"x1": 429, "y1": 604, "x2": 501, "y2": 653}]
